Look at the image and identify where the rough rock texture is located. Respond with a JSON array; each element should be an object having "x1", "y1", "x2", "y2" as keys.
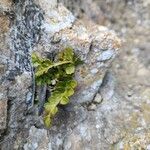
[
  {"x1": 25, "y1": 0, "x2": 150, "y2": 149},
  {"x1": 60, "y1": 0, "x2": 150, "y2": 149},
  {"x1": 1, "y1": 0, "x2": 150, "y2": 150},
  {"x1": 0, "y1": 0, "x2": 120, "y2": 149},
  {"x1": 0, "y1": 101, "x2": 7, "y2": 130},
  {"x1": 24, "y1": 126, "x2": 49, "y2": 150},
  {"x1": 0, "y1": 0, "x2": 12, "y2": 133},
  {"x1": 33, "y1": 1, "x2": 120, "y2": 105},
  {"x1": 58, "y1": 0, "x2": 105, "y2": 24}
]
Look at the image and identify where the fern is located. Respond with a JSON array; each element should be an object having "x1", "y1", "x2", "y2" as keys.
[{"x1": 32, "y1": 48, "x2": 82, "y2": 127}]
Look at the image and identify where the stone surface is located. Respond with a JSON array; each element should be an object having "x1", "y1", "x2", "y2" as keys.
[
  {"x1": 58, "y1": 0, "x2": 105, "y2": 24},
  {"x1": 0, "y1": 100, "x2": 7, "y2": 130},
  {"x1": 0, "y1": 0, "x2": 149, "y2": 150},
  {"x1": 87, "y1": 103, "x2": 97, "y2": 111},
  {"x1": 33, "y1": 2, "x2": 120, "y2": 104},
  {"x1": 0, "y1": 2, "x2": 11, "y2": 132},
  {"x1": 93, "y1": 93, "x2": 102, "y2": 104},
  {"x1": 35, "y1": 0, "x2": 150, "y2": 149},
  {"x1": 24, "y1": 126, "x2": 49, "y2": 150},
  {"x1": 0, "y1": 0, "x2": 12, "y2": 9},
  {"x1": 0, "y1": 0, "x2": 121, "y2": 149},
  {"x1": 0, "y1": 0, "x2": 43, "y2": 149}
]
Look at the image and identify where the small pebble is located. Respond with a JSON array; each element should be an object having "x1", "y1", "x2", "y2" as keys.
[
  {"x1": 127, "y1": 91, "x2": 133, "y2": 97},
  {"x1": 93, "y1": 93, "x2": 102, "y2": 104},
  {"x1": 88, "y1": 103, "x2": 97, "y2": 111}
]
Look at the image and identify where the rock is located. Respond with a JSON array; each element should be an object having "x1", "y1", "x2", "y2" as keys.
[
  {"x1": 0, "y1": 0, "x2": 12, "y2": 9},
  {"x1": 115, "y1": 131, "x2": 150, "y2": 150},
  {"x1": 96, "y1": 50, "x2": 115, "y2": 61},
  {"x1": 24, "y1": 126, "x2": 49, "y2": 150},
  {"x1": 59, "y1": 0, "x2": 105, "y2": 24},
  {"x1": 93, "y1": 93, "x2": 102, "y2": 104},
  {"x1": 100, "y1": 72, "x2": 116, "y2": 101},
  {"x1": 41, "y1": 4, "x2": 75, "y2": 34},
  {"x1": 34, "y1": 2, "x2": 120, "y2": 104},
  {"x1": 88, "y1": 103, "x2": 97, "y2": 111},
  {"x1": 35, "y1": 0, "x2": 57, "y2": 11},
  {"x1": 0, "y1": 100, "x2": 7, "y2": 130},
  {"x1": 0, "y1": 16, "x2": 10, "y2": 33},
  {"x1": 0, "y1": 2, "x2": 11, "y2": 133},
  {"x1": 0, "y1": 0, "x2": 120, "y2": 149},
  {"x1": 51, "y1": 1, "x2": 150, "y2": 150},
  {"x1": 127, "y1": 90, "x2": 133, "y2": 97},
  {"x1": 137, "y1": 67, "x2": 150, "y2": 76},
  {"x1": 1, "y1": 0, "x2": 149, "y2": 149}
]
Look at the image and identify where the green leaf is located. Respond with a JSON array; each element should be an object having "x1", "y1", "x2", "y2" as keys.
[
  {"x1": 64, "y1": 47, "x2": 74, "y2": 61},
  {"x1": 35, "y1": 73, "x2": 52, "y2": 85},
  {"x1": 60, "y1": 96, "x2": 69, "y2": 105},
  {"x1": 44, "y1": 103, "x2": 51, "y2": 113},
  {"x1": 51, "y1": 107, "x2": 58, "y2": 116},
  {"x1": 31, "y1": 53, "x2": 42, "y2": 67},
  {"x1": 53, "y1": 61, "x2": 71, "y2": 67},
  {"x1": 65, "y1": 88, "x2": 74, "y2": 97},
  {"x1": 68, "y1": 80, "x2": 77, "y2": 88},
  {"x1": 56, "y1": 81, "x2": 66, "y2": 88},
  {"x1": 58, "y1": 47, "x2": 74, "y2": 61},
  {"x1": 43, "y1": 59, "x2": 53, "y2": 65},
  {"x1": 35, "y1": 61, "x2": 71, "y2": 77},
  {"x1": 65, "y1": 64, "x2": 75, "y2": 74},
  {"x1": 73, "y1": 56, "x2": 83, "y2": 66},
  {"x1": 48, "y1": 92, "x2": 61, "y2": 105},
  {"x1": 44, "y1": 115, "x2": 51, "y2": 128},
  {"x1": 35, "y1": 66, "x2": 49, "y2": 77}
]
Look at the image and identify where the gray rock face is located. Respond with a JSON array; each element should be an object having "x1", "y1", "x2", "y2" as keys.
[
  {"x1": 0, "y1": 0, "x2": 120, "y2": 149},
  {"x1": 58, "y1": 0, "x2": 105, "y2": 24},
  {"x1": 24, "y1": 126, "x2": 49, "y2": 150}
]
